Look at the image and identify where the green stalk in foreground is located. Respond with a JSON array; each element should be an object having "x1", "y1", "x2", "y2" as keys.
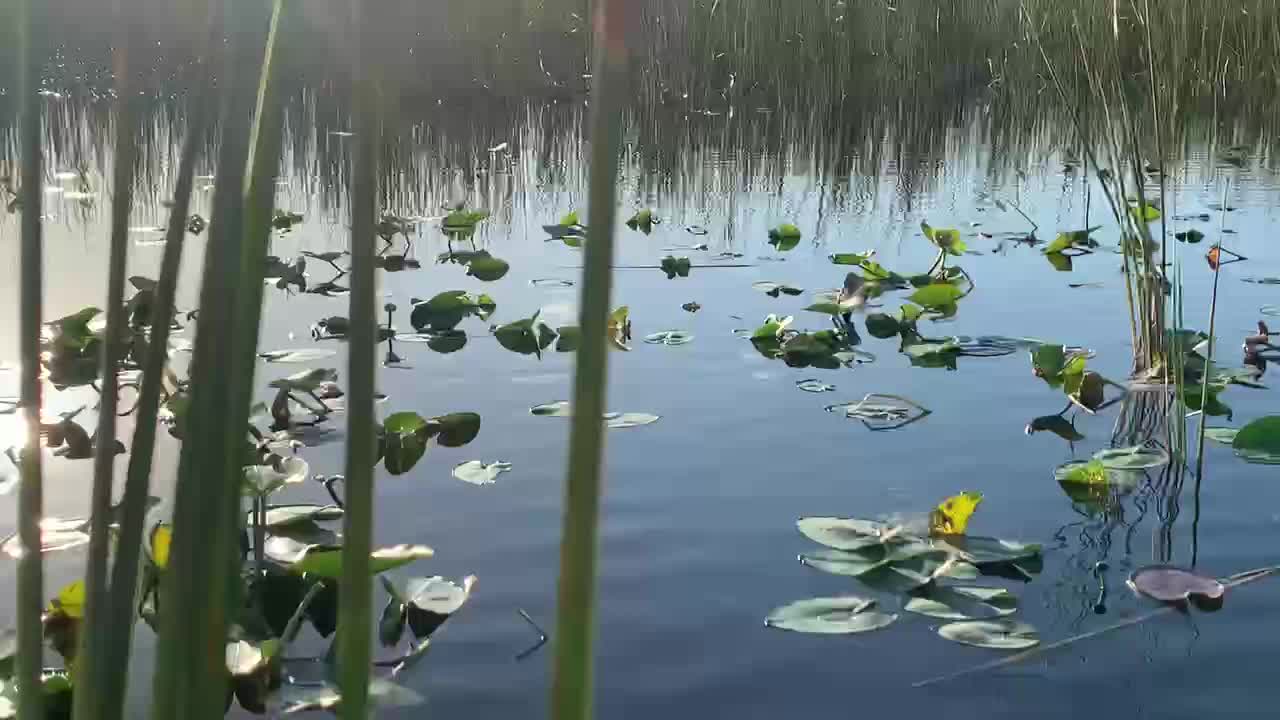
[
  {"x1": 75, "y1": 40, "x2": 139, "y2": 720},
  {"x1": 338, "y1": 2, "x2": 380, "y2": 715},
  {"x1": 550, "y1": 1, "x2": 633, "y2": 718},
  {"x1": 99, "y1": 23, "x2": 213, "y2": 720},
  {"x1": 150, "y1": 2, "x2": 265, "y2": 715},
  {"x1": 16, "y1": 0, "x2": 45, "y2": 716}
]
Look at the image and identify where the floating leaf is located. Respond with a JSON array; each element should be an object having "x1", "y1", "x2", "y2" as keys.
[
  {"x1": 932, "y1": 536, "x2": 1042, "y2": 566},
  {"x1": 465, "y1": 256, "x2": 510, "y2": 282},
  {"x1": 429, "y1": 412, "x2": 482, "y2": 447},
  {"x1": 259, "y1": 349, "x2": 338, "y2": 364},
  {"x1": 751, "y1": 281, "x2": 803, "y2": 298},
  {"x1": 1203, "y1": 427, "x2": 1239, "y2": 445},
  {"x1": 907, "y1": 283, "x2": 964, "y2": 309},
  {"x1": 681, "y1": 302, "x2": 701, "y2": 313},
  {"x1": 659, "y1": 256, "x2": 692, "y2": 279},
  {"x1": 825, "y1": 394, "x2": 931, "y2": 431},
  {"x1": 254, "y1": 504, "x2": 344, "y2": 530},
  {"x1": 625, "y1": 209, "x2": 658, "y2": 233},
  {"x1": 1175, "y1": 229, "x2": 1205, "y2": 244},
  {"x1": 764, "y1": 597, "x2": 895, "y2": 634},
  {"x1": 269, "y1": 368, "x2": 338, "y2": 392},
  {"x1": 383, "y1": 575, "x2": 477, "y2": 639},
  {"x1": 1043, "y1": 226, "x2": 1101, "y2": 254},
  {"x1": 275, "y1": 541, "x2": 435, "y2": 579},
  {"x1": 767, "y1": 224, "x2": 802, "y2": 251},
  {"x1": 244, "y1": 456, "x2": 311, "y2": 496},
  {"x1": 921, "y1": 221, "x2": 967, "y2": 256},
  {"x1": 865, "y1": 313, "x2": 901, "y2": 339},
  {"x1": 494, "y1": 312, "x2": 557, "y2": 357},
  {"x1": 1025, "y1": 414, "x2": 1085, "y2": 442},
  {"x1": 555, "y1": 326, "x2": 580, "y2": 352},
  {"x1": 803, "y1": 302, "x2": 845, "y2": 315},
  {"x1": 795, "y1": 378, "x2": 835, "y2": 393},
  {"x1": 1232, "y1": 416, "x2": 1280, "y2": 464},
  {"x1": 452, "y1": 460, "x2": 512, "y2": 486},
  {"x1": 905, "y1": 586, "x2": 1018, "y2": 620},
  {"x1": 1127, "y1": 566, "x2": 1225, "y2": 610},
  {"x1": 1093, "y1": 446, "x2": 1169, "y2": 471},
  {"x1": 643, "y1": 330, "x2": 694, "y2": 346},
  {"x1": 800, "y1": 548, "x2": 893, "y2": 577},
  {"x1": 829, "y1": 251, "x2": 875, "y2": 266},
  {"x1": 937, "y1": 620, "x2": 1040, "y2": 650},
  {"x1": 929, "y1": 492, "x2": 983, "y2": 535},
  {"x1": 530, "y1": 401, "x2": 571, "y2": 417},
  {"x1": 442, "y1": 209, "x2": 490, "y2": 229},
  {"x1": 606, "y1": 413, "x2": 660, "y2": 429},
  {"x1": 796, "y1": 517, "x2": 899, "y2": 551}
]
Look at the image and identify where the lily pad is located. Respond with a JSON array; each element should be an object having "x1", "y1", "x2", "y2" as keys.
[
  {"x1": 625, "y1": 209, "x2": 659, "y2": 233},
  {"x1": 530, "y1": 401, "x2": 571, "y2": 417},
  {"x1": 751, "y1": 281, "x2": 804, "y2": 298},
  {"x1": 908, "y1": 283, "x2": 964, "y2": 309},
  {"x1": 905, "y1": 586, "x2": 1018, "y2": 620},
  {"x1": 795, "y1": 378, "x2": 835, "y2": 393},
  {"x1": 452, "y1": 460, "x2": 512, "y2": 486},
  {"x1": 1093, "y1": 446, "x2": 1170, "y2": 471},
  {"x1": 243, "y1": 456, "x2": 311, "y2": 496},
  {"x1": 383, "y1": 575, "x2": 478, "y2": 638},
  {"x1": 797, "y1": 517, "x2": 900, "y2": 551},
  {"x1": 269, "y1": 368, "x2": 338, "y2": 392},
  {"x1": 825, "y1": 394, "x2": 931, "y2": 431},
  {"x1": 937, "y1": 619, "x2": 1040, "y2": 650},
  {"x1": 768, "y1": 224, "x2": 802, "y2": 251},
  {"x1": 253, "y1": 504, "x2": 345, "y2": 529},
  {"x1": 1128, "y1": 566, "x2": 1225, "y2": 610},
  {"x1": 1232, "y1": 416, "x2": 1280, "y2": 464},
  {"x1": 660, "y1": 256, "x2": 692, "y2": 279},
  {"x1": 605, "y1": 413, "x2": 660, "y2": 429},
  {"x1": 1175, "y1": 229, "x2": 1205, "y2": 244},
  {"x1": 764, "y1": 596, "x2": 896, "y2": 634},
  {"x1": 829, "y1": 252, "x2": 875, "y2": 266},
  {"x1": 932, "y1": 536, "x2": 1042, "y2": 566},
  {"x1": 259, "y1": 349, "x2": 338, "y2": 364},
  {"x1": 466, "y1": 256, "x2": 510, "y2": 282},
  {"x1": 268, "y1": 539, "x2": 434, "y2": 578},
  {"x1": 643, "y1": 330, "x2": 694, "y2": 346},
  {"x1": 1203, "y1": 427, "x2": 1239, "y2": 445}
]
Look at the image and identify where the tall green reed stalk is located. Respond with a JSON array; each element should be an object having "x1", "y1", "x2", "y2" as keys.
[
  {"x1": 75, "y1": 34, "x2": 141, "y2": 720},
  {"x1": 16, "y1": 0, "x2": 45, "y2": 716},
  {"x1": 550, "y1": 1, "x2": 633, "y2": 718},
  {"x1": 337, "y1": 0, "x2": 381, "y2": 715},
  {"x1": 99, "y1": 39, "x2": 212, "y2": 720},
  {"x1": 151, "y1": 1, "x2": 281, "y2": 716}
]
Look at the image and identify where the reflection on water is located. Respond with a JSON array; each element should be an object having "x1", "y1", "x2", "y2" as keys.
[{"x1": 3, "y1": 2, "x2": 1280, "y2": 718}]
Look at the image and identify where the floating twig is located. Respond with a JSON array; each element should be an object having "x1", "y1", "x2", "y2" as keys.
[{"x1": 516, "y1": 608, "x2": 548, "y2": 661}]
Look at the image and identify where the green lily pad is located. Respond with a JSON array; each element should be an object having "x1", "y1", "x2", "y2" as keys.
[
  {"x1": 932, "y1": 536, "x2": 1042, "y2": 565},
  {"x1": 494, "y1": 312, "x2": 557, "y2": 357},
  {"x1": 904, "y1": 586, "x2": 1018, "y2": 620},
  {"x1": 937, "y1": 619, "x2": 1040, "y2": 650},
  {"x1": 799, "y1": 548, "x2": 891, "y2": 577},
  {"x1": 466, "y1": 256, "x2": 510, "y2": 281},
  {"x1": 908, "y1": 283, "x2": 964, "y2": 309},
  {"x1": 605, "y1": 412, "x2": 660, "y2": 429},
  {"x1": 243, "y1": 456, "x2": 310, "y2": 496},
  {"x1": 921, "y1": 221, "x2": 967, "y2": 256},
  {"x1": 796, "y1": 517, "x2": 899, "y2": 551},
  {"x1": 1175, "y1": 229, "x2": 1205, "y2": 244},
  {"x1": 626, "y1": 209, "x2": 659, "y2": 233},
  {"x1": 384, "y1": 575, "x2": 477, "y2": 638},
  {"x1": 442, "y1": 209, "x2": 489, "y2": 230},
  {"x1": 660, "y1": 256, "x2": 692, "y2": 279},
  {"x1": 865, "y1": 313, "x2": 901, "y2": 339},
  {"x1": 1232, "y1": 416, "x2": 1280, "y2": 464},
  {"x1": 530, "y1": 401, "x2": 571, "y2": 417},
  {"x1": 268, "y1": 538, "x2": 434, "y2": 578},
  {"x1": 768, "y1": 224, "x2": 802, "y2": 251},
  {"x1": 829, "y1": 252, "x2": 875, "y2": 266},
  {"x1": 764, "y1": 597, "x2": 896, "y2": 634}
]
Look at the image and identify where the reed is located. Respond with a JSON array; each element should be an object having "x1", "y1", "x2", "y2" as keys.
[
  {"x1": 337, "y1": 0, "x2": 382, "y2": 715},
  {"x1": 15, "y1": 0, "x2": 46, "y2": 716},
  {"x1": 549, "y1": 1, "x2": 633, "y2": 718}
]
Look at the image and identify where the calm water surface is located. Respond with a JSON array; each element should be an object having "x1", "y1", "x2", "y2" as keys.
[{"x1": 3, "y1": 77, "x2": 1280, "y2": 720}]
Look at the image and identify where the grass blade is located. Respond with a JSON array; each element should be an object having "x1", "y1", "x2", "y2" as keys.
[
  {"x1": 16, "y1": 0, "x2": 45, "y2": 716},
  {"x1": 550, "y1": 2, "x2": 633, "y2": 718},
  {"x1": 75, "y1": 39, "x2": 140, "y2": 720},
  {"x1": 150, "y1": 2, "x2": 268, "y2": 716},
  {"x1": 338, "y1": 2, "x2": 381, "y2": 715},
  {"x1": 99, "y1": 14, "x2": 215, "y2": 720}
]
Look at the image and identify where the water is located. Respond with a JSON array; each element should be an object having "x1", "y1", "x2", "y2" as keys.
[{"x1": 6, "y1": 5, "x2": 1280, "y2": 718}]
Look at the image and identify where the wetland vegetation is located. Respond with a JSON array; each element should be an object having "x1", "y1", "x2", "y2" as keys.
[{"x1": 2, "y1": 0, "x2": 1280, "y2": 718}]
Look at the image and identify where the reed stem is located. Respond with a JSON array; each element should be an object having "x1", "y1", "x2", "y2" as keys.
[
  {"x1": 550, "y1": 2, "x2": 632, "y2": 718},
  {"x1": 16, "y1": 0, "x2": 45, "y2": 716}
]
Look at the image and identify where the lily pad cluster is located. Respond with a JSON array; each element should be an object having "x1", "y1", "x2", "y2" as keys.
[{"x1": 768, "y1": 493, "x2": 1043, "y2": 649}]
